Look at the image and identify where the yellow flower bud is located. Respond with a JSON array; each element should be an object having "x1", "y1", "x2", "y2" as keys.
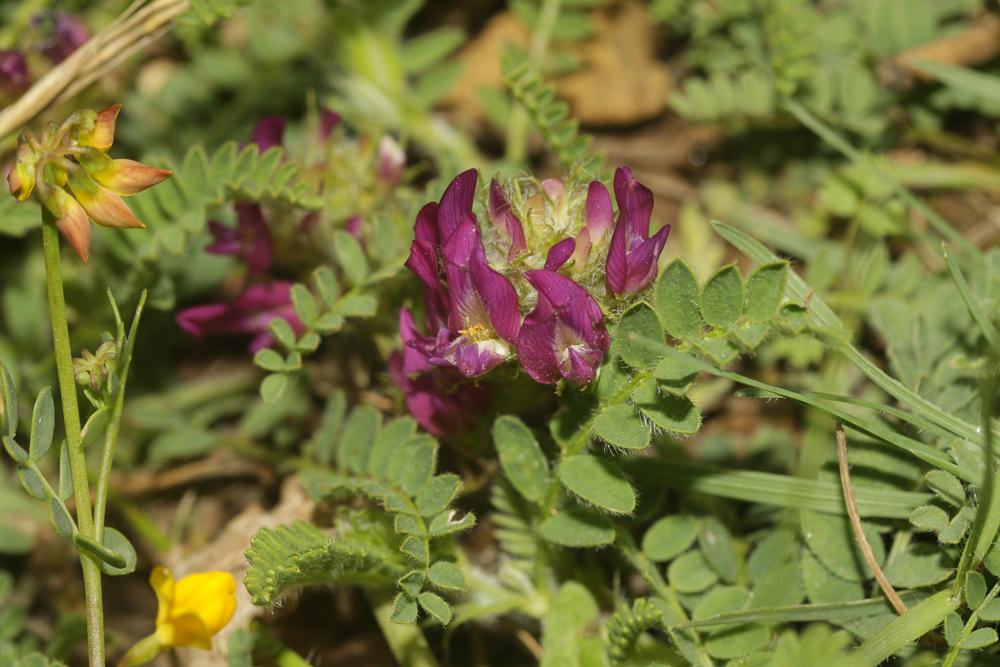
[{"x1": 150, "y1": 566, "x2": 237, "y2": 650}]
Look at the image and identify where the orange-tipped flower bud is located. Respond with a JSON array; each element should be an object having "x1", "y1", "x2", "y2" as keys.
[
  {"x1": 67, "y1": 168, "x2": 144, "y2": 229},
  {"x1": 6, "y1": 104, "x2": 170, "y2": 261},
  {"x1": 7, "y1": 133, "x2": 38, "y2": 201},
  {"x1": 93, "y1": 159, "x2": 172, "y2": 196},
  {"x1": 73, "y1": 103, "x2": 120, "y2": 151}
]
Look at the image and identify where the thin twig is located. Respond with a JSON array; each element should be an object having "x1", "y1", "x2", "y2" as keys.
[{"x1": 836, "y1": 427, "x2": 909, "y2": 615}]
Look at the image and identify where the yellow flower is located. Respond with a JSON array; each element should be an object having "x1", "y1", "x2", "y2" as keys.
[{"x1": 150, "y1": 566, "x2": 237, "y2": 650}]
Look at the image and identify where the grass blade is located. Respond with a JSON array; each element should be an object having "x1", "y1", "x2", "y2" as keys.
[
  {"x1": 851, "y1": 589, "x2": 956, "y2": 667},
  {"x1": 623, "y1": 457, "x2": 929, "y2": 519}
]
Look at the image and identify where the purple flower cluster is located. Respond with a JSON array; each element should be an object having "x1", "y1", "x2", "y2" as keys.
[
  {"x1": 176, "y1": 112, "x2": 408, "y2": 354},
  {"x1": 395, "y1": 167, "x2": 670, "y2": 435}
]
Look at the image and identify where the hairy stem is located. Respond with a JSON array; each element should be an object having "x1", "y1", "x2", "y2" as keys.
[
  {"x1": 365, "y1": 588, "x2": 440, "y2": 667},
  {"x1": 836, "y1": 428, "x2": 907, "y2": 615},
  {"x1": 41, "y1": 216, "x2": 104, "y2": 666},
  {"x1": 504, "y1": 0, "x2": 561, "y2": 164}
]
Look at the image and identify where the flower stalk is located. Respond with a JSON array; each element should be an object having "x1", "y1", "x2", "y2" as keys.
[{"x1": 41, "y1": 210, "x2": 104, "y2": 667}]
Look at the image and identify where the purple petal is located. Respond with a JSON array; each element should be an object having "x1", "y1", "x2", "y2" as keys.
[
  {"x1": 206, "y1": 221, "x2": 242, "y2": 255},
  {"x1": 613, "y1": 166, "x2": 654, "y2": 242},
  {"x1": 319, "y1": 109, "x2": 341, "y2": 140},
  {"x1": 378, "y1": 136, "x2": 406, "y2": 186},
  {"x1": 488, "y1": 179, "x2": 527, "y2": 257},
  {"x1": 37, "y1": 13, "x2": 88, "y2": 63},
  {"x1": 175, "y1": 281, "x2": 303, "y2": 353},
  {"x1": 437, "y1": 169, "x2": 478, "y2": 242},
  {"x1": 404, "y1": 203, "x2": 449, "y2": 328},
  {"x1": 399, "y1": 307, "x2": 434, "y2": 374},
  {"x1": 606, "y1": 217, "x2": 629, "y2": 295},
  {"x1": 585, "y1": 181, "x2": 613, "y2": 241},
  {"x1": 470, "y1": 242, "x2": 521, "y2": 343},
  {"x1": 253, "y1": 116, "x2": 286, "y2": 151},
  {"x1": 544, "y1": 238, "x2": 576, "y2": 271},
  {"x1": 562, "y1": 345, "x2": 599, "y2": 385},
  {"x1": 518, "y1": 270, "x2": 609, "y2": 386},
  {"x1": 622, "y1": 224, "x2": 671, "y2": 293},
  {"x1": 0, "y1": 51, "x2": 29, "y2": 91},
  {"x1": 235, "y1": 202, "x2": 273, "y2": 273},
  {"x1": 515, "y1": 316, "x2": 561, "y2": 385},
  {"x1": 345, "y1": 215, "x2": 363, "y2": 237},
  {"x1": 442, "y1": 221, "x2": 481, "y2": 334},
  {"x1": 430, "y1": 337, "x2": 509, "y2": 377},
  {"x1": 525, "y1": 270, "x2": 607, "y2": 350},
  {"x1": 176, "y1": 303, "x2": 228, "y2": 336}
]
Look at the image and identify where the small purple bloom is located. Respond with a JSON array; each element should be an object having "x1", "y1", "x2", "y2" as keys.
[
  {"x1": 377, "y1": 136, "x2": 405, "y2": 186},
  {"x1": 517, "y1": 269, "x2": 610, "y2": 385},
  {"x1": 404, "y1": 170, "x2": 522, "y2": 378},
  {"x1": 488, "y1": 179, "x2": 526, "y2": 259},
  {"x1": 389, "y1": 308, "x2": 490, "y2": 437},
  {"x1": 0, "y1": 51, "x2": 29, "y2": 92},
  {"x1": 253, "y1": 116, "x2": 286, "y2": 151},
  {"x1": 176, "y1": 281, "x2": 303, "y2": 353},
  {"x1": 319, "y1": 109, "x2": 341, "y2": 140},
  {"x1": 606, "y1": 166, "x2": 670, "y2": 295},
  {"x1": 37, "y1": 13, "x2": 89, "y2": 63},
  {"x1": 206, "y1": 202, "x2": 272, "y2": 274},
  {"x1": 345, "y1": 215, "x2": 363, "y2": 238}
]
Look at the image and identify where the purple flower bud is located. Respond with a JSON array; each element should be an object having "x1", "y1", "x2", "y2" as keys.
[
  {"x1": 252, "y1": 116, "x2": 286, "y2": 151},
  {"x1": 517, "y1": 269, "x2": 610, "y2": 385},
  {"x1": 606, "y1": 167, "x2": 670, "y2": 295},
  {"x1": 37, "y1": 13, "x2": 89, "y2": 63},
  {"x1": 345, "y1": 215, "x2": 363, "y2": 238},
  {"x1": 176, "y1": 281, "x2": 303, "y2": 353},
  {"x1": 206, "y1": 202, "x2": 273, "y2": 274},
  {"x1": 0, "y1": 51, "x2": 29, "y2": 92},
  {"x1": 390, "y1": 308, "x2": 490, "y2": 436},
  {"x1": 544, "y1": 237, "x2": 576, "y2": 271},
  {"x1": 488, "y1": 179, "x2": 527, "y2": 259},
  {"x1": 541, "y1": 178, "x2": 565, "y2": 203},
  {"x1": 377, "y1": 136, "x2": 405, "y2": 186},
  {"x1": 318, "y1": 109, "x2": 341, "y2": 140}
]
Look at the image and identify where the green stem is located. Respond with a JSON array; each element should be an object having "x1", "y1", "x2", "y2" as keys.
[
  {"x1": 41, "y1": 216, "x2": 104, "y2": 667},
  {"x1": 504, "y1": 0, "x2": 561, "y2": 164},
  {"x1": 93, "y1": 290, "x2": 146, "y2": 540},
  {"x1": 365, "y1": 588, "x2": 440, "y2": 667},
  {"x1": 942, "y1": 583, "x2": 1000, "y2": 667}
]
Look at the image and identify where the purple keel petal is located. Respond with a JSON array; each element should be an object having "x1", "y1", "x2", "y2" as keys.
[
  {"x1": 544, "y1": 238, "x2": 576, "y2": 271},
  {"x1": 437, "y1": 169, "x2": 478, "y2": 242},
  {"x1": 613, "y1": 166, "x2": 654, "y2": 241},
  {"x1": 253, "y1": 116, "x2": 286, "y2": 151},
  {"x1": 585, "y1": 181, "x2": 613, "y2": 242}
]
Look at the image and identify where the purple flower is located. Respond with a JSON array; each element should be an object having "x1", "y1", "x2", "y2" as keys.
[
  {"x1": 377, "y1": 136, "x2": 405, "y2": 186},
  {"x1": 37, "y1": 13, "x2": 89, "y2": 63},
  {"x1": 176, "y1": 281, "x2": 303, "y2": 353},
  {"x1": 252, "y1": 116, "x2": 286, "y2": 151},
  {"x1": 606, "y1": 167, "x2": 670, "y2": 295},
  {"x1": 389, "y1": 308, "x2": 490, "y2": 437},
  {"x1": 206, "y1": 202, "x2": 272, "y2": 273},
  {"x1": 404, "y1": 170, "x2": 521, "y2": 378},
  {"x1": 319, "y1": 109, "x2": 341, "y2": 140},
  {"x1": 517, "y1": 269, "x2": 610, "y2": 385},
  {"x1": 488, "y1": 179, "x2": 527, "y2": 259},
  {"x1": 345, "y1": 215, "x2": 363, "y2": 237},
  {"x1": 0, "y1": 51, "x2": 29, "y2": 92}
]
